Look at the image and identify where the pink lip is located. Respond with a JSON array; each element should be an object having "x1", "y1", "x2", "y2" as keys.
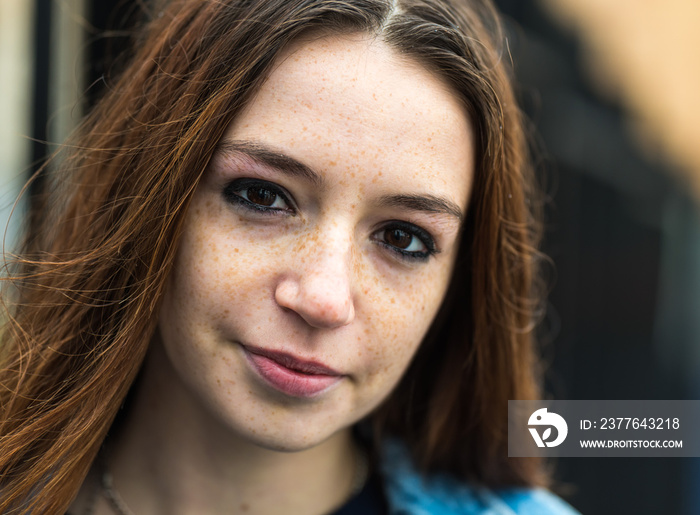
[{"x1": 242, "y1": 345, "x2": 343, "y2": 398}]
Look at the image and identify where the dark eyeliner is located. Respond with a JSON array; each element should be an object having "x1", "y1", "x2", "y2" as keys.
[
  {"x1": 376, "y1": 220, "x2": 438, "y2": 262},
  {"x1": 222, "y1": 178, "x2": 295, "y2": 214}
]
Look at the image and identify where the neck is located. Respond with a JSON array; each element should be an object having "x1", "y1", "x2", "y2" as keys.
[{"x1": 105, "y1": 343, "x2": 359, "y2": 515}]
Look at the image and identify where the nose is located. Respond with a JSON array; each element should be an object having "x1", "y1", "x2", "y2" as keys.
[{"x1": 274, "y1": 230, "x2": 356, "y2": 329}]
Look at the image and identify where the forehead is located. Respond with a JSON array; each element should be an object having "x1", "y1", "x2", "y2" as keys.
[{"x1": 225, "y1": 34, "x2": 474, "y2": 208}]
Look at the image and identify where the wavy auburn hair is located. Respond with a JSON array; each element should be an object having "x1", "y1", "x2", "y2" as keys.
[{"x1": 0, "y1": 0, "x2": 546, "y2": 512}]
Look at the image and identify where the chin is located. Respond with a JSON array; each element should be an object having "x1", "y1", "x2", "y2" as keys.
[{"x1": 235, "y1": 420, "x2": 347, "y2": 453}]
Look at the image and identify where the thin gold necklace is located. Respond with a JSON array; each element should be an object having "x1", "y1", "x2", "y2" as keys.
[{"x1": 100, "y1": 469, "x2": 137, "y2": 515}]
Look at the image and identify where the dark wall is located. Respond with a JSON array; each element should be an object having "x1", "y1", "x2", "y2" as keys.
[
  {"x1": 495, "y1": 1, "x2": 698, "y2": 513},
  {"x1": 30, "y1": 0, "x2": 139, "y2": 195}
]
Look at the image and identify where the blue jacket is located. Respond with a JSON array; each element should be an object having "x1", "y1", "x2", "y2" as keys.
[{"x1": 379, "y1": 440, "x2": 580, "y2": 514}]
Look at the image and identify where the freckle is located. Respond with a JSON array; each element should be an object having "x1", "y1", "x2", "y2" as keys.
[{"x1": 240, "y1": 503, "x2": 249, "y2": 512}]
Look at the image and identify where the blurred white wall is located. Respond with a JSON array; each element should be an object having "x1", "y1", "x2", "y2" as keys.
[
  {"x1": 0, "y1": 0, "x2": 33, "y2": 255},
  {"x1": 0, "y1": 0, "x2": 86, "y2": 259}
]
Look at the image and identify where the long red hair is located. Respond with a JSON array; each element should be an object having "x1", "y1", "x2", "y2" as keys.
[{"x1": 0, "y1": 1, "x2": 546, "y2": 512}]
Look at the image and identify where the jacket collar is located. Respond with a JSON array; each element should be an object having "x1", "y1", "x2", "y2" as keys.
[{"x1": 378, "y1": 439, "x2": 578, "y2": 515}]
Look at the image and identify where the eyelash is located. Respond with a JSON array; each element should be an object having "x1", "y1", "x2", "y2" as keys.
[
  {"x1": 222, "y1": 178, "x2": 295, "y2": 215},
  {"x1": 372, "y1": 221, "x2": 437, "y2": 262},
  {"x1": 222, "y1": 178, "x2": 438, "y2": 262}
]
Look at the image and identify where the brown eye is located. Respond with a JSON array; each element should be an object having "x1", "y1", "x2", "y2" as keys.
[
  {"x1": 385, "y1": 228, "x2": 413, "y2": 250},
  {"x1": 223, "y1": 178, "x2": 293, "y2": 214},
  {"x1": 246, "y1": 187, "x2": 277, "y2": 207},
  {"x1": 372, "y1": 221, "x2": 435, "y2": 262}
]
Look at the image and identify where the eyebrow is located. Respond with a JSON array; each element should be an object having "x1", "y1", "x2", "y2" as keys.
[
  {"x1": 380, "y1": 194, "x2": 464, "y2": 222},
  {"x1": 216, "y1": 139, "x2": 464, "y2": 222},
  {"x1": 217, "y1": 140, "x2": 324, "y2": 188}
]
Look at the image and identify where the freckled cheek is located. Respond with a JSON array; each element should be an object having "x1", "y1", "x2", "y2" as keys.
[
  {"x1": 173, "y1": 216, "x2": 291, "y2": 315},
  {"x1": 359, "y1": 274, "x2": 448, "y2": 380}
]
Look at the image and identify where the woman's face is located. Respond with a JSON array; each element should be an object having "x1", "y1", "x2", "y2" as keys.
[{"x1": 158, "y1": 34, "x2": 474, "y2": 451}]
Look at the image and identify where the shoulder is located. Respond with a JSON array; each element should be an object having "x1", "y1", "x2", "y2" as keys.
[{"x1": 378, "y1": 439, "x2": 579, "y2": 515}]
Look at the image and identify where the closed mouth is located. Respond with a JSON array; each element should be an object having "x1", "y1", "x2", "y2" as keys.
[
  {"x1": 243, "y1": 344, "x2": 341, "y2": 376},
  {"x1": 241, "y1": 343, "x2": 344, "y2": 398}
]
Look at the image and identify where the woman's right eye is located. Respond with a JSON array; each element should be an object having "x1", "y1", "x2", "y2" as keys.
[{"x1": 222, "y1": 179, "x2": 294, "y2": 215}]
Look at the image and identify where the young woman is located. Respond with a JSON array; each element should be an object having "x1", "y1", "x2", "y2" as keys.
[{"x1": 0, "y1": 0, "x2": 578, "y2": 513}]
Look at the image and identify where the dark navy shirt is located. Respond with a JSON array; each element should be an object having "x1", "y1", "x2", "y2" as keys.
[{"x1": 330, "y1": 470, "x2": 388, "y2": 515}]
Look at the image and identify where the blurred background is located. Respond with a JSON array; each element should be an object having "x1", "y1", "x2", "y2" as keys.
[{"x1": 1, "y1": 0, "x2": 699, "y2": 512}]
